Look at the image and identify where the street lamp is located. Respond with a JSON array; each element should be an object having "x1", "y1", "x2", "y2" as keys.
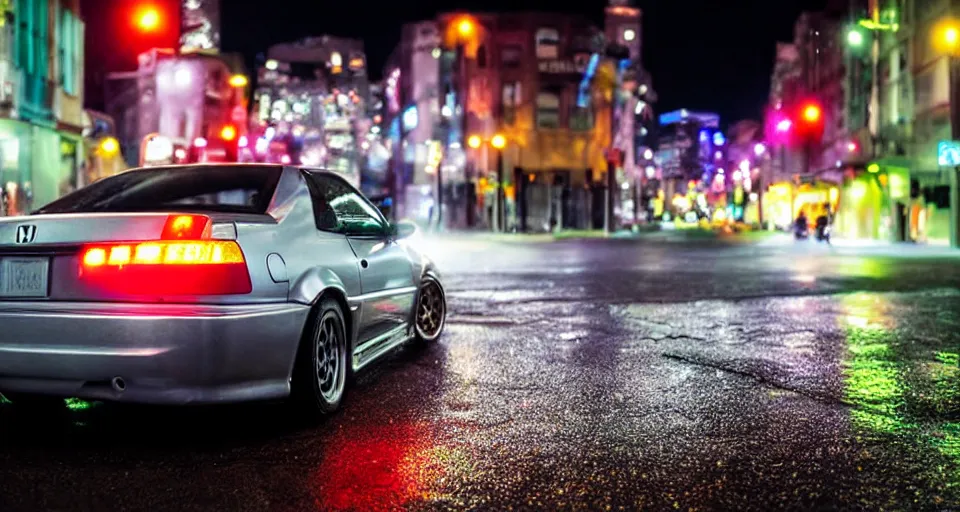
[
  {"x1": 457, "y1": 18, "x2": 475, "y2": 38},
  {"x1": 229, "y1": 74, "x2": 248, "y2": 88},
  {"x1": 99, "y1": 137, "x2": 120, "y2": 156},
  {"x1": 444, "y1": 14, "x2": 481, "y2": 229},
  {"x1": 932, "y1": 17, "x2": 960, "y2": 247},
  {"x1": 467, "y1": 133, "x2": 508, "y2": 232},
  {"x1": 947, "y1": 27, "x2": 959, "y2": 46},
  {"x1": 846, "y1": 28, "x2": 865, "y2": 47}
]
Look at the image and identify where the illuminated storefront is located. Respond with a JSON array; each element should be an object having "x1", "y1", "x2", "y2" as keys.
[
  {"x1": 0, "y1": 119, "x2": 83, "y2": 216},
  {"x1": 835, "y1": 164, "x2": 910, "y2": 242},
  {"x1": 760, "y1": 180, "x2": 840, "y2": 231}
]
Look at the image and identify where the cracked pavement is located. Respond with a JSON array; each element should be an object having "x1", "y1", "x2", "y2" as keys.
[{"x1": 1, "y1": 234, "x2": 959, "y2": 511}]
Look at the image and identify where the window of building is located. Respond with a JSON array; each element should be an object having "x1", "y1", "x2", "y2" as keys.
[
  {"x1": 58, "y1": 7, "x2": 82, "y2": 95},
  {"x1": 536, "y1": 91, "x2": 561, "y2": 128},
  {"x1": 500, "y1": 45, "x2": 522, "y2": 68},
  {"x1": 535, "y1": 28, "x2": 560, "y2": 59},
  {"x1": 477, "y1": 44, "x2": 487, "y2": 68},
  {"x1": 502, "y1": 82, "x2": 521, "y2": 125},
  {"x1": 569, "y1": 105, "x2": 593, "y2": 131},
  {"x1": 33, "y1": 0, "x2": 48, "y2": 80}
]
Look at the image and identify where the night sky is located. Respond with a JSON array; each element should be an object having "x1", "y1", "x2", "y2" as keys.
[
  {"x1": 83, "y1": 0, "x2": 827, "y2": 124},
  {"x1": 220, "y1": 0, "x2": 827, "y2": 126}
]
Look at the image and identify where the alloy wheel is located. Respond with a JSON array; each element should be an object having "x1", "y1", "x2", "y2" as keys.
[
  {"x1": 416, "y1": 280, "x2": 445, "y2": 340},
  {"x1": 315, "y1": 314, "x2": 344, "y2": 403}
]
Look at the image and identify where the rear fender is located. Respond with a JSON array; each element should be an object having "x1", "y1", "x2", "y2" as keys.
[{"x1": 288, "y1": 267, "x2": 358, "y2": 347}]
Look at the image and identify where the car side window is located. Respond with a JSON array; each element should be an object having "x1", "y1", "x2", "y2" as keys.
[
  {"x1": 303, "y1": 173, "x2": 342, "y2": 232},
  {"x1": 306, "y1": 172, "x2": 386, "y2": 236}
]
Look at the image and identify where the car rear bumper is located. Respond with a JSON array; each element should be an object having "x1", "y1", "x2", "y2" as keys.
[{"x1": 0, "y1": 301, "x2": 311, "y2": 405}]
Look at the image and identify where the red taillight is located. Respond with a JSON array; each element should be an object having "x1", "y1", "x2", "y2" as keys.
[
  {"x1": 161, "y1": 214, "x2": 212, "y2": 240},
  {"x1": 79, "y1": 215, "x2": 251, "y2": 295}
]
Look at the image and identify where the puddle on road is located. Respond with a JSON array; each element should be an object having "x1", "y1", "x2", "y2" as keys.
[{"x1": 612, "y1": 288, "x2": 960, "y2": 504}]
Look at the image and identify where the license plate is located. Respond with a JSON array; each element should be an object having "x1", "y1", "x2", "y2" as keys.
[{"x1": 0, "y1": 258, "x2": 49, "y2": 298}]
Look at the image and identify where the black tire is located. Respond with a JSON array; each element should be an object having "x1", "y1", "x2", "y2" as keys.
[
  {"x1": 413, "y1": 277, "x2": 446, "y2": 343},
  {"x1": 290, "y1": 298, "x2": 348, "y2": 416}
]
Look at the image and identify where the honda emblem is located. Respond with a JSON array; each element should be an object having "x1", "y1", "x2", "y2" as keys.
[{"x1": 16, "y1": 225, "x2": 37, "y2": 244}]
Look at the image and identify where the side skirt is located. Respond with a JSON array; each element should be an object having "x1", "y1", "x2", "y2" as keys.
[{"x1": 351, "y1": 324, "x2": 414, "y2": 372}]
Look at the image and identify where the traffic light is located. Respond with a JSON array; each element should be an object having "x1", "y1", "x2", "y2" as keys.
[
  {"x1": 794, "y1": 100, "x2": 825, "y2": 143},
  {"x1": 133, "y1": 5, "x2": 163, "y2": 33},
  {"x1": 220, "y1": 125, "x2": 239, "y2": 161}
]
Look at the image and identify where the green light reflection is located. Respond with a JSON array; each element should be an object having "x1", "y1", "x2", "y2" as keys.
[
  {"x1": 840, "y1": 293, "x2": 905, "y2": 431},
  {"x1": 840, "y1": 293, "x2": 960, "y2": 496}
]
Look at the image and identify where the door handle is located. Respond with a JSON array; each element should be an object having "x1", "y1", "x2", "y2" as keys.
[{"x1": 360, "y1": 259, "x2": 369, "y2": 269}]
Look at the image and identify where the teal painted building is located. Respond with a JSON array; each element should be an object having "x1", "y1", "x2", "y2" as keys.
[{"x1": 0, "y1": 0, "x2": 84, "y2": 216}]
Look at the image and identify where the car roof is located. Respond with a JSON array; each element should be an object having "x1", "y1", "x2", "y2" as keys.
[{"x1": 124, "y1": 164, "x2": 346, "y2": 179}]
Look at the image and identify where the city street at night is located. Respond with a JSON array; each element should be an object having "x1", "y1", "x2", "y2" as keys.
[
  {"x1": 5, "y1": 0, "x2": 960, "y2": 510},
  {"x1": 1, "y1": 234, "x2": 958, "y2": 511}
]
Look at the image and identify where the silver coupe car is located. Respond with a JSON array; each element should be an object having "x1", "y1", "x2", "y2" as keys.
[{"x1": 0, "y1": 164, "x2": 446, "y2": 415}]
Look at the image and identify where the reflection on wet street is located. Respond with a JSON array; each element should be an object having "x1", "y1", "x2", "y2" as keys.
[{"x1": 1, "y1": 236, "x2": 959, "y2": 510}]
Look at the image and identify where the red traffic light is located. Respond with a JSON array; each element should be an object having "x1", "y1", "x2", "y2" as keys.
[
  {"x1": 791, "y1": 100, "x2": 825, "y2": 145},
  {"x1": 134, "y1": 6, "x2": 161, "y2": 32},
  {"x1": 802, "y1": 104, "x2": 821, "y2": 123},
  {"x1": 220, "y1": 125, "x2": 237, "y2": 141}
]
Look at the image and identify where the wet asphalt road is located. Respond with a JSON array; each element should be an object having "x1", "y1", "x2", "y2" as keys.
[{"x1": 1, "y1": 233, "x2": 960, "y2": 511}]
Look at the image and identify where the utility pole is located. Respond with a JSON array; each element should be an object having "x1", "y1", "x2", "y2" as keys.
[
  {"x1": 604, "y1": 56, "x2": 627, "y2": 235},
  {"x1": 495, "y1": 146, "x2": 504, "y2": 232},
  {"x1": 950, "y1": 52, "x2": 960, "y2": 247}
]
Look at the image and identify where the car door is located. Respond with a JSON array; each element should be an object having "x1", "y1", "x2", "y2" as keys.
[{"x1": 307, "y1": 172, "x2": 416, "y2": 344}]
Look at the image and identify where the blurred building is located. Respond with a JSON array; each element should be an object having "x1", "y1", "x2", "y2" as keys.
[
  {"x1": 0, "y1": 0, "x2": 85, "y2": 215},
  {"x1": 181, "y1": 0, "x2": 220, "y2": 53},
  {"x1": 382, "y1": 21, "x2": 444, "y2": 223},
  {"x1": 767, "y1": 42, "x2": 801, "y2": 184},
  {"x1": 795, "y1": 10, "x2": 848, "y2": 180},
  {"x1": 724, "y1": 120, "x2": 769, "y2": 224},
  {"x1": 831, "y1": 0, "x2": 953, "y2": 245},
  {"x1": 105, "y1": 49, "x2": 247, "y2": 167},
  {"x1": 385, "y1": 1, "x2": 648, "y2": 232},
  {"x1": 251, "y1": 36, "x2": 374, "y2": 190},
  {"x1": 656, "y1": 110, "x2": 721, "y2": 202},
  {"x1": 764, "y1": 9, "x2": 846, "y2": 233},
  {"x1": 82, "y1": 109, "x2": 126, "y2": 183},
  {"x1": 81, "y1": 0, "x2": 184, "y2": 113}
]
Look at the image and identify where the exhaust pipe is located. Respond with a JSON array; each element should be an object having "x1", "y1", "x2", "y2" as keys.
[{"x1": 111, "y1": 376, "x2": 126, "y2": 393}]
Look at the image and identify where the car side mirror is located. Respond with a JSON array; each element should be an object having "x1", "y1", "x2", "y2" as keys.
[{"x1": 390, "y1": 221, "x2": 417, "y2": 239}]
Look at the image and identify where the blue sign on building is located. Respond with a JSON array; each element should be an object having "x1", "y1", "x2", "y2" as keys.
[{"x1": 937, "y1": 140, "x2": 960, "y2": 166}]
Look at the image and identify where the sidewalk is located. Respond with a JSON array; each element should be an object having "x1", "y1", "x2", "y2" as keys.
[
  {"x1": 426, "y1": 225, "x2": 781, "y2": 243},
  {"x1": 424, "y1": 227, "x2": 960, "y2": 255}
]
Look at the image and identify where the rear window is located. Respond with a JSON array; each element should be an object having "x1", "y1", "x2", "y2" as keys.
[{"x1": 35, "y1": 165, "x2": 283, "y2": 215}]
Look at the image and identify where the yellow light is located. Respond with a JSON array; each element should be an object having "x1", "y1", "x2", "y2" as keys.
[
  {"x1": 867, "y1": 163, "x2": 880, "y2": 173},
  {"x1": 467, "y1": 135, "x2": 482, "y2": 149},
  {"x1": 136, "y1": 8, "x2": 160, "y2": 32},
  {"x1": 457, "y1": 18, "x2": 474, "y2": 38},
  {"x1": 220, "y1": 125, "x2": 237, "y2": 141},
  {"x1": 803, "y1": 105, "x2": 821, "y2": 122},
  {"x1": 99, "y1": 137, "x2": 119, "y2": 156},
  {"x1": 134, "y1": 243, "x2": 163, "y2": 264},
  {"x1": 83, "y1": 248, "x2": 107, "y2": 267},
  {"x1": 229, "y1": 74, "x2": 248, "y2": 87},
  {"x1": 946, "y1": 27, "x2": 959, "y2": 46},
  {"x1": 491, "y1": 134, "x2": 507, "y2": 149},
  {"x1": 108, "y1": 246, "x2": 132, "y2": 266}
]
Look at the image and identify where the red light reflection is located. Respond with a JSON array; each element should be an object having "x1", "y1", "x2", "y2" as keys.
[{"x1": 313, "y1": 421, "x2": 450, "y2": 511}]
